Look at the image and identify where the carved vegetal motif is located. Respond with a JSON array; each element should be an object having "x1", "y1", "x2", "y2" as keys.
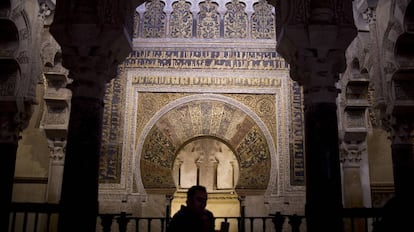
[
  {"x1": 339, "y1": 144, "x2": 364, "y2": 166},
  {"x1": 141, "y1": 127, "x2": 177, "y2": 188},
  {"x1": 133, "y1": 11, "x2": 139, "y2": 38},
  {"x1": 44, "y1": 106, "x2": 67, "y2": 124},
  {"x1": 142, "y1": 0, "x2": 166, "y2": 38},
  {"x1": 224, "y1": 0, "x2": 248, "y2": 38},
  {"x1": 100, "y1": 77, "x2": 125, "y2": 183},
  {"x1": 197, "y1": 0, "x2": 220, "y2": 39},
  {"x1": 367, "y1": 84, "x2": 380, "y2": 127},
  {"x1": 236, "y1": 126, "x2": 270, "y2": 188},
  {"x1": 48, "y1": 140, "x2": 66, "y2": 162},
  {"x1": 256, "y1": 98, "x2": 275, "y2": 116},
  {"x1": 345, "y1": 110, "x2": 366, "y2": 128},
  {"x1": 143, "y1": 127, "x2": 176, "y2": 168},
  {"x1": 170, "y1": 0, "x2": 193, "y2": 38},
  {"x1": 363, "y1": 7, "x2": 376, "y2": 24},
  {"x1": 251, "y1": 0, "x2": 275, "y2": 39},
  {"x1": 237, "y1": 126, "x2": 268, "y2": 168}
]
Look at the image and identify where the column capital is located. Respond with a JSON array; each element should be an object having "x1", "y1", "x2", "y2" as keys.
[
  {"x1": 50, "y1": 1, "x2": 135, "y2": 95},
  {"x1": 48, "y1": 139, "x2": 66, "y2": 164},
  {"x1": 385, "y1": 116, "x2": 414, "y2": 145},
  {"x1": 0, "y1": 100, "x2": 33, "y2": 144},
  {"x1": 363, "y1": 7, "x2": 376, "y2": 24},
  {"x1": 276, "y1": 1, "x2": 357, "y2": 104},
  {"x1": 339, "y1": 143, "x2": 365, "y2": 168}
]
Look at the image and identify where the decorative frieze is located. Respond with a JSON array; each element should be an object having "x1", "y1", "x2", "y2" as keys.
[
  {"x1": 132, "y1": 75, "x2": 281, "y2": 88},
  {"x1": 125, "y1": 50, "x2": 288, "y2": 70},
  {"x1": 135, "y1": 0, "x2": 275, "y2": 39},
  {"x1": 290, "y1": 82, "x2": 305, "y2": 185}
]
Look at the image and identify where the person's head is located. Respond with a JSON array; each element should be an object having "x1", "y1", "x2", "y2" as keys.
[{"x1": 186, "y1": 185, "x2": 208, "y2": 214}]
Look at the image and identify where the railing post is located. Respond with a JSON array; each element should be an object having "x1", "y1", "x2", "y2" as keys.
[
  {"x1": 117, "y1": 212, "x2": 130, "y2": 232},
  {"x1": 100, "y1": 214, "x2": 114, "y2": 232},
  {"x1": 271, "y1": 212, "x2": 285, "y2": 232},
  {"x1": 288, "y1": 214, "x2": 303, "y2": 232},
  {"x1": 165, "y1": 194, "x2": 172, "y2": 229},
  {"x1": 238, "y1": 196, "x2": 246, "y2": 232}
]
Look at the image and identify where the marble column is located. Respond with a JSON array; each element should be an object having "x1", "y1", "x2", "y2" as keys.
[
  {"x1": 276, "y1": 1, "x2": 357, "y2": 231},
  {"x1": 389, "y1": 118, "x2": 414, "y2": 202},
  {"x1": 46, "y1": 139, "x2": 66, "y2": 203},
  {"x1": 340, "y1": 143, "x2": 366, "y2": 232},
  {"x1": 50, "y1": 1, "x2": 134, "y2": 231},
  {"x1": 301, "y1": 73, "x2": 344, "y2": 232},
  {"x1": 0, "y1": 112, "x2": 18, "y2": 232},
  {"x1": 42, "y1": 70, "x2": 71, "y2": 203},
  {"x1": 378, "y1": 116, "x2": 414, "y2": 231},
  {"x1": 0, "y1": 102, "x2": 31, "y2": 231},
  {"x1": 58, "y1": 82, "x2": 106, "y2": 231}
]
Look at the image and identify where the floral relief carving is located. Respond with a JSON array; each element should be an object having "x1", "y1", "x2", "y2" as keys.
[{"x1": 170, "y1": 0, "x2": 193, "y2": 38}]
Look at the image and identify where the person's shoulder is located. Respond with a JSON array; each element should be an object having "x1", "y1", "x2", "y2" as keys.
[
  {"x1": 204, "y1": 209, "x2": 214, "y2": 217},
  {"x1": 171, "y1": 206, "x2": 190, "y2": 218}
]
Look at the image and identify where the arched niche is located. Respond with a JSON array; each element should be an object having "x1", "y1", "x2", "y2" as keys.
[
  {"x1": 404, "y1": 1, "x2": 414, "y2": 33},
  {"x1": 395, "y1": 34, "x2": 414, "y2": 61},
  {"x1": 0, "y1": 58, "x2": 20, "y2": 96},
  {"x1": 0, "y1": 0, "x2": 10, "y2": 12},
  {"x1": 351, "y1": 57, "x2": 360, "y2": 71},
  {"x1": 0, "y1": 19, "x2": 19, "y2": 57},
  {"x1": 395, "y1": 1, "x2": 414, "y2": 65},
  {"x1": 172, "y1": 136, "x2": 239, "y2": 192},
  {"x1": 390, "y1": 69, "x2": 414, "y2": 114},
  {"x1": 138, "y1": 97, "x2": 273, "y2": 195}
]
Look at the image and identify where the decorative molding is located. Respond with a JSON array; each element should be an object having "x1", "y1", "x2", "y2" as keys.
[{"x1": 14, "y1": 177, "x2": 48, "y2": 184}]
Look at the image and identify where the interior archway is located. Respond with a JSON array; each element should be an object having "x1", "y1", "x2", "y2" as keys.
[
  {"x1": 138, "y1": 95, "x2": 274, "y2": 194},
  {"x1": 171, "y1": 137, "x2": 240, "y2": 231},
  {"x1": 172, "y1": 137, "x2": 239, "y2": 192}
]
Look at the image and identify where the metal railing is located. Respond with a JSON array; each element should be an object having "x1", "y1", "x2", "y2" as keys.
[
  {"x1": 9, "y1": 202, "x2": 59, "y2": 232},
  {"x1": 9, "y1": 202, "x2": 385, "y2": 232}
]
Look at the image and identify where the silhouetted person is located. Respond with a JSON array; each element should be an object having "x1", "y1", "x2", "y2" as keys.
[{"x1": 168, "y1": 185, "x2": 215, "y2": 232}]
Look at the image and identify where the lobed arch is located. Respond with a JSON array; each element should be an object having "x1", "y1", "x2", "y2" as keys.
[
  {"x1": 0, "y1": 1, "x2": 38, "y2": 104},
  {"x1": 395, "y1": 1, "x2": 414, "y2": 65},
  {"x1": 135, "y1": 93, "x2": 277, "y2": 195},
  {"x1": 0, "y1": 19, "x2": 19, "y2": 56},
  {"x1": 172, "y1": 135, "x2": 240, "y2": 190},
  {"x1": 381, "y1": 1, "x2": 413, "y2": 73},
  {"x1": 379, "y1": 1, "x2": 411, "y2": 104}
]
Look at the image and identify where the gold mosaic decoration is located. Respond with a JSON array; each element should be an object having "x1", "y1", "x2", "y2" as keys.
[
  {"x1": 99, "y1": 0, "x2": 306, "y2": 188},
  {"x1": 140, "y1": 99, "x2": 271, "y2": 190}
]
